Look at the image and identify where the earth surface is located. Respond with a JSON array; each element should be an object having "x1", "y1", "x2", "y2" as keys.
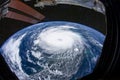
[{"x1": 1, "y1": 21, "x2": 105, "y2": 80}]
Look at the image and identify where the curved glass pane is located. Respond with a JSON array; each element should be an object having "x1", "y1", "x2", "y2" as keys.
[{"x1": 0, "y1": 0, "x2": 106, "y2": 80}]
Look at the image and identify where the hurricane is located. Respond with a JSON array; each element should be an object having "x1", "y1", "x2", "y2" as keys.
[{"x1": 0, "y1": 21, "x2": 105, "y2": 80}]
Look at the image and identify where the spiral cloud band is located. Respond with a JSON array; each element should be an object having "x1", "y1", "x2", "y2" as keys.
[{"x1": 34, "y1": 26, "x2": 84, "y2": 55}]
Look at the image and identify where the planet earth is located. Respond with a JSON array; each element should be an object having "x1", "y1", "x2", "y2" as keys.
[{"x1": 0, "y1": 21, "x2": 105, "y2": 80}]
